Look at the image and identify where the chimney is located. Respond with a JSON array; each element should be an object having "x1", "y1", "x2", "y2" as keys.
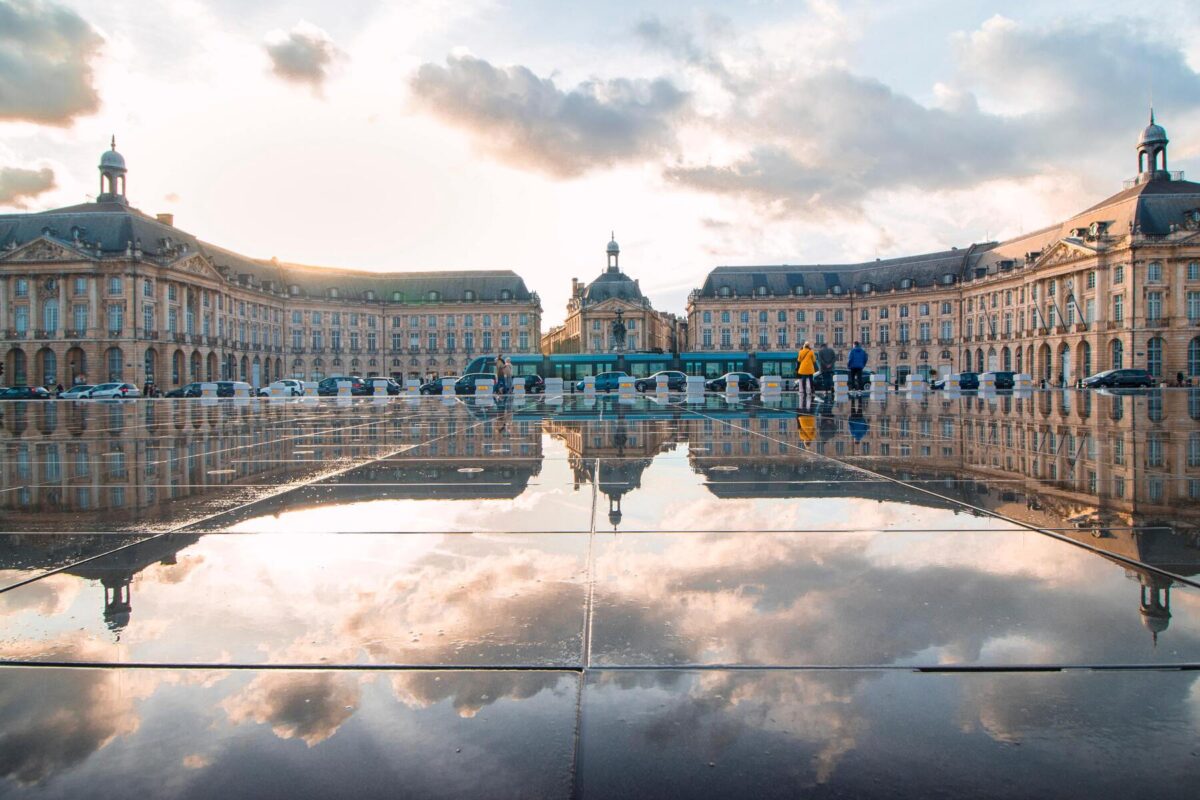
[{"x1": 156, "y1": 213, "x2": 174, "y2": 227}]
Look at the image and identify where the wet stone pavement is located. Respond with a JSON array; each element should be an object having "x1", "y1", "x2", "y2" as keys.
[{"x1": 0, "y1": 389, "x2": 1198, "y2": 798}]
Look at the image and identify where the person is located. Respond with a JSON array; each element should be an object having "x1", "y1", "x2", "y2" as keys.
[
  {"x1": 501, "y1": 357, "x2": 513, "y2": 395},
  {"x1": 55, "y1": 383, "x2": 65, "y2": 398},
  {"x1": 817, "y1": 341, "x2": 836, "y2": 392},
  {"x1": 494, "y1": 355, "x2": 505, "y2": 394},
  {"x1": 796, "y1": 341, "x2": 816, "y2": 396},
  {"x1": 1177, "y1": 371, "x2": 1185, "y2": 388},
  {"x1": 847, "y1": 341, "x2": 868, "y2": 391}
]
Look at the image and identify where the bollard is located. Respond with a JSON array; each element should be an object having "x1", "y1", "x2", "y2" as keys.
[
  {"x1": 512, "y1": 381, "x2": 526, "y2": 399},
  {"x1": 337, "y1": 380, "x2": 351, "y2": 399},
  {"x1": 618, "y1": 377, "x2": 635, "y2": 400},
  {"x1": 403, "y1": 379, "x2": 419, "y2": 397},
  {"x1": 583, "y1": 376, "x2": 596, "y2": 397},
  {"x1": 475, "y1": 378, "x2": 494, "y2": 398},
  {"x1": 685, "y1": 375, "x2": 705, "y2": 393},
  {"x1": 270, "y1": 384, "x2": 286, "y2": 398},
  {"x1": 544, "y1": 376, "x2": 564, "y2": 397},
  {"x1": 234, "y1": 383, "x2": 250, "y2": 399},
  {"x1": 1014, "y1": 373, "x2": 1033, "y2": 390},
  {"x1": 762, "y1": 376, "x2": 782, "y2": 395},
  {"x1": 442, "y1": 377, "x2": 456, "y2": 396},
  {"x1": 979, "y1": 374, "x2": 996, "y2": 393},
  {"x1": 724, "y1": 378, "x2": 739, "y2": 399},
  {"x1": 946, "y1": 375, "x2": 961, "y2": 392},
  {"x1": 655, "y1": 374, "x2": 670, "y2": 392},
  {"x1": 373, "y1": 379, "x2": 389, "y2": 398},
  {"x1": 201, "y1": 382, "x2": 217, "y2": 399},
  {"x1": 833, "y1": 373, "x2": 849, "y2": 393},
  {"x1": 302, "y1": 381, "x2": 317, "y2": 398}
]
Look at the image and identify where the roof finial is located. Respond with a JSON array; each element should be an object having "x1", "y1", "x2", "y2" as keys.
[
  {"x1": 611, "y1": 229, "x2": 614, "y2": 240},
  {"x1": 111, "y1": 134, "x2": 116, "y2": 151}
]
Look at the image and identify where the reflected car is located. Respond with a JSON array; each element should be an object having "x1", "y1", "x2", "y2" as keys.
[
  {"x1": 811, "y1": 368, "x2": 874, "y2": 391},
  {"x1": 421, "y1": 376, "x2": 456, "y2": 395},
  {"x1": 316, "y1": 375, "x2": 371, "y2": 396},
  {"x1": 575, "y1": 371, "x2": 630, "y2": 392},
  {"x1": 932, "y1": 372, "x2": 979, "y2": 391},
  {"x1": 635, "y1": 371, "x2": 687, "y2": 392},
  {"x1": 164, "y1": 382, "x2": 202, "y2": 398},
  {"x1": 0, "y1": 385, "x2": 52, "y2": 400},
  {"x1": 257, "y1": 379, "x2": 305, "y2": 397},
  {"x1": 706, "y1": 372, "x2": 760, "y2": 392},
  {"x1": 87, "y1": 382, "x2": 141, "y2": 398},
  {"x1": 59, "y1": 384, "x2": 94, "y2": 399},
  {"x1": 1081, "y1": 368, "x2": 1155, "y2": 389}
]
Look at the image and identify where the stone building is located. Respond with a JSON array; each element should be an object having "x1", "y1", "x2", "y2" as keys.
[
  {"x1": 541, "y1": 235, "x2": 680, "y2": 354},
  {"x1": 0, "y1": 143, "x2": 541, "y2": 388},
  {"x1": 688, "y1": 114, "x2": 1200, "y2": 385}
]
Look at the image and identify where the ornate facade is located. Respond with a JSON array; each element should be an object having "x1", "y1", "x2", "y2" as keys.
[
  {"x1": 541, "y1": 236, "x2": 680, "y2": 354},
  {"x1": 688, "y1": 115, "x2": 1200, "y2": 384},
  {"x1": 0, "y1": 143, "x2": 541, "y2": 388}
]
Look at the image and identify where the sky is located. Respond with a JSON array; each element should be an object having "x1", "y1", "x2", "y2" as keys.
[{"x1": 2, "y1": 0, "x2": 1200, "y2": 326}]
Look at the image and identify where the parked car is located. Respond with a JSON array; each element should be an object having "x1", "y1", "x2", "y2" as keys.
[
  {"x1": 0, "y1": 385, "x2": 52, "y2": 400},
  {"x1": 706, "y1": 372, "x2": 760, "y2": 392},
  {"x1": 1081, "y1": 368, "x2": 1155, "y2": 389},
  {"x1": 932, "y1": 372, "x2": 979, "y2": 391},
  {"x1": 635, "y1": 371, "x2": 688, "y2": 392},
  {"x1": 86, "y1": 382, "x2": 141, "y2": 399},
  {"x1": 811, "y1": 368, "x2": 874, "y2": 391},
  {"x1": 575, "y1": 371, "x2": 630, "y2": 393},
  {"x1": 164, "y1": 382, "x2": 202, "y2": 398},
  {"x1": 258, "y1": 379, "x2": 305, "y2": 397},
  {"x1": 214, "y1": 381, "x2": 254, "y2": 397},
  {"x1": 420, "y1": 376, "x2": 456, "y2": 395},
  {"x1": 454, "y1": 373, "x2": 501, "y2": 395},
  {"x1": 317, "y1": 376, "x2": 371, "y2": 396},
  {"x1": 978, "y1": 371, "x2": 1016, "y2": 390},
  {"x1": 59, "y1": 384, "x2": 94, "y2": 399}
]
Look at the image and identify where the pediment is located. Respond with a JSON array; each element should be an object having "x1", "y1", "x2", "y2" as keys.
[
  {"x1": 166, "y1": 253, "x2": 224, "y2": 281},
  {"x1": 1034, "y1": 240, "x2": 1096, "y2": 268},
  {"x1": 589, "y1": 297, "x2": 645, "y2": 312},
  {"x1": 0, "y1": 235, "x2": 96, "y2": 263}
]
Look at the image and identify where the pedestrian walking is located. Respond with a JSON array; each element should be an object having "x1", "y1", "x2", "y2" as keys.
[
  {"x1": 847, "y1": 341, "x2": 868, "y2": 391},
  {"x1": 501, "y1": 357, "x2": 513, "y2": 395},
  {"x1": 796, "y1": 341, "x2": 816, "y2": 396}
]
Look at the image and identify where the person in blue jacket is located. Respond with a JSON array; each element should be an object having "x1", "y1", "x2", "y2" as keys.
[{"x1": 847, "y1": 342, "x2": 869, "y2": 391}]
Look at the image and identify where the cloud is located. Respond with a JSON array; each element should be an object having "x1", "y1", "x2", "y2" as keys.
[
  {"x1": 222, "y1": 671, "x2": 360, "y2": 746},
  {"x1": 264, "y1": 21, "x2": 342, "y2": 92},
  {"x1": 409, "y1": 54, "x2": 690, "y2": 177},
  {"x1": 0, "y1": 0, "x2": 103, "y2": 125}
]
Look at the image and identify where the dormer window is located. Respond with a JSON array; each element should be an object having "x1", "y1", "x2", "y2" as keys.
[
  {"x1": 391, "y1": 291, "x2": 403, "y2": 302},
  {"x1": 941, "y1": 273, "x2": 955, "y2": 285},
  {"x1": 499, "y1": 289, "x2": 512, "y2": 301},
  {"x1": 860, "y1": 282, "x2": 872, "y2": 293},
  {"x1": 328, "y1": 287, "x2": 339, "y2": 299},
  {"x1": 793, "y1": 286, "x2": 803, "y2": 296},
  {"x1": 831, "y1": 285, "x2": 843, "y2": 295},
  {"x1": 463, "y1": 290, "x2": 476, "y2": 301},
  {"x1": 899, "y1": 278, "x2": 913, "y2": 289},
  {"x1": 718, "y1": 286, "x2": 731, "y2": 297},
  {"x1": 755, "y1": 286, "x2": 768, "y2": 297},
  {"x1": 288, "y1": 284, "x2": 300, "y2": 296},
  {"x1": 365, "y1": 290, "x2": 375, "y2": 301},
  {"x1": 427, "y1": 290, "x2": 440, "y2": 301}
]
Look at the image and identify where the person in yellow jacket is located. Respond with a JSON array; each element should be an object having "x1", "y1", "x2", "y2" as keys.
[{"x1": 796, "y1": 341, "x2": 816, "y2": 396}]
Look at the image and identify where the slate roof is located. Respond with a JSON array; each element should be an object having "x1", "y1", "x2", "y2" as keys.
[
  {"x1": 696, "y1": 176, "x2": 1200, "y2": 297},
  {"x1": 583, "y1": 269, "x2": 646, "y2": 303},
  {"x1": 0, "y1": 201, "x2": 535, "y2": 304}
]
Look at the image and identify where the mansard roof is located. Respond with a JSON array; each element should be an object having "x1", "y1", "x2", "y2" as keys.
[{"x1": 0, "y1": 201, "x2": 535, "y2": 304}]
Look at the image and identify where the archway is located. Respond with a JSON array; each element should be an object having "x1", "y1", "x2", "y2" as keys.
[
  {"x1": 65, "y1": 347, "x2": 87, "y2": 385},
  {"x1": 275, "y1": 358, "x2": 282, "y2": 381},
  {"x1": 251, "y1": 356, "x2": 261, "y2": 387},
  {"x1": 1015, "y1": 346, "x2": 1023, "y2": 374},
  {"x1": 206, "y1": 352, "x2": 217, "y2": 382},
  {"x1": 36, "y1": 347, "x2": 57, "y2": 387},
  {"x1": 987, "y1": 347, "x2": 998, "y2": 372},
  {"x1": 1058, "y1": 343, "x2": 1071, "y2": 386},
  {"x1": 144, "y1": 348, "x2": 159, "y2": 387},
  {"x1": 1077, "y1": 341, "x2": 1091, "y2": 379},
  {"x1": 1147, "y1": 337, "x2": 1164, "y2": 378},
  {"x1": 172, "y1": 349, "x2": 185, "y2": 385},
  {"x1": 239, "y1": 356, "x2": 248, "y2": 382},
  {"x1": 1038, "y1": 343, "x2": 1052, "y2": 382},
  {"x1": 1002, "y1": 346, "x2": 1012, "y2": 371},
  {"x1": 105, "y1": 347, "x2": 123, "y2": 381},
  {"x1": 1110, "y1": 339, "x2": 1124, "y2": 370},
  {"x1": 190, "y1": 351, "x2": 201, "y2": 382}
]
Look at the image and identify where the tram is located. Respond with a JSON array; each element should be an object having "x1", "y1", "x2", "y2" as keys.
[{"x1": 463, "y1": 351, "x2": 803, "y2": 381}]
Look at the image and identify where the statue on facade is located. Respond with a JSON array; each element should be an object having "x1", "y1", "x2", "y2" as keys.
[{"x1": 611, "y1": 309, "x2": 627, "y2": 351}]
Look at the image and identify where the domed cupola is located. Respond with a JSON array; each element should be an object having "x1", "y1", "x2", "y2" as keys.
[
  {"x1": 1136, "y1": 110, "x2": 1171, "y2": 184},
  {"x1": 98, "y1": 136, "x2": 128, "y2": 204},
  {"x1": 606, "y1": 232, "x2": 620, "y2": 271}
]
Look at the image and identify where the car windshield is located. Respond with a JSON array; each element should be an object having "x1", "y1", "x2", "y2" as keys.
[{"x1": 94, "y1": 383, "x2": 116, "y2": 390}]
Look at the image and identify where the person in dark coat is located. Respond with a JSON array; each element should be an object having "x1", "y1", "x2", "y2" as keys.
[{"x1": 846, "y1": 342, "x2": 868, "y2": 391}]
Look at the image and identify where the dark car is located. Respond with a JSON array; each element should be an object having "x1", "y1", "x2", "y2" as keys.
[
  {"x1": 635, "y1": 371, "x2": 688, "y2": 392},
  {"x1": 979, "y1": 371, "x2": 1016, "y2": 390},
  {"x1": 520, "y1": 374, "x2": 546, "y2": 393},
  {"x1": 1081, "y1": 368, "x2": 1155, "y2": 389},
  {"x1": 317, "y1": 375, "x2": 371, "y2": 396},
  {"x1": 932, "y1": 372, "x2": 979, "y2": 391},
  {"x1": 706, "y1": 372, "x2": 760, "y2": 392},
  {"x1": 454, "y1": 373, "x2": 503, "y2": 395},
  {"x1": 810, "y1": 369, "x2": 872, "y2": 391},
  {"x1": 575, "y1": 371, "x2": 630, "y2": 392},
  {"x1": 420, "y1": 377, "x2": 456, "y2": 395},
  {"x1": 0, "y1": 386, "x2": 52, "y2": 400},
  {"x1": 164, "y1": 382, "x2": 202, "y2": 398}
]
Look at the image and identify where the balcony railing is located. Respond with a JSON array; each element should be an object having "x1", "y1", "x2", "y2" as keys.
[
  {"x1": 64, "y1": 328, "x2": 86, "y2": 339},
  {"x1": 33, "y1": 329, "x2": 55, "y2": 339},
  {"x1": 1144, "y1": 317, "x2": 1168, "y2": 329}
]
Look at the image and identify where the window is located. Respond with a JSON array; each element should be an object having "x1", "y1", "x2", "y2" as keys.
[
  {"x1": 74, "y1": 277, "x2": 87, "y2": 295},
  {"x1": 1190, "y1": 338, "x2": 1200, "y2": 377},
  {"x1": 143, "y1": 305, "x2": 153, "y2": 332},
  {"x1": 796, "y1": 310, "x2": 805, "y2": 322},
  {"x1": 293, "y1": 330, "x2": 303, "y2": 349},
  {"x1": 1189, "y1": 291, "x2": 1200, "y2": 322},
  {"x1": 1087, "y1": 271, "x2": 1096, "y2": 289},
  {"x1": 879, "y1": 307, "x2": 888, "y2": 319},
  {"x1": 312, "y1": 311, "x2": 322, "y2": 325},
  {"x1": 833, "y1": 310, "x2": 843, "y2": 322},
  {"x1": 1189, "y1": 262, "x2": 1200, "y2": 281},
  {"x1": 73, "y1": 304, "x2": 88, "y2": 331},
  {"x1": 108, "y1": 277, "x2": 122, "y2": 295},
  {"x1": 720, "y1": 329, "x2": 731, "y2": 347},
  {"x1": 919, "y1": 303, "x2": 929, "y2": 316},
  {"x1": 918, "y1": 322, "x2": 931, "y2": 342},
  {"x1": 776, "y1": 328, "x2": 787, "y2": 346},
  {"x1": 899, "y1": 305, "x2": 909, "y2": 318},
  {"x1": 292, "y1": 310, "x2": 302, "y2": 324},
  {"x1": 107, "y1": 304, "x2": 123, "y2": 334},
  {"x1": 740, "y1": 311, "x2": 749, "y2": 324},
  {"x1": 860, "y1": 308, "x2": 870, "y2": 321},
  {"x1": 833, "y1": 327, "x2": 845, "y2": 346},
  {"x1": 42, "y1": 299, "x2": 58, "y2": 332},
  {"x1": 1085, "y1": 299, "x2": 1095, "y2": 324},
  {"x1": 777, "y1": 311, "x2": 787, "y2": 323},
  {"x1": 13, "y1": 278, "x2": 28, "y2": 298},
  {"x1": 702, "y1": 311, "x2": 712, "y2": 324},
  {"x1": 758, "y1": 310, "x2": 768, "y2": 323},
  {"x1": 703, "y1": 328, "x2": 713, "y2": 347},
  {"x1": 940, "y1": 320, "x2": 952, "y2": 340},
  {"x1": 1147, "y1": 291, "x2": 1163, "y2": 321},
  {"x1": 501, "y1": 314, "x2": 510, "y2": 327},
  {"x1": 1147, "y1": 337, "x2": 1164, "y2": 376},
  {"x1": 1147, "y1": 262, "x2": 1163, "y2": 282},
  {"x1": 1114, "y1": 265, "x2": 1124, "y2": 283},
  {"x1": 815, "y1": 310, "x2": 824, "y2": 323},
  {"x1": 898, "y1": 322, "x2": 910, "y2": 343},
  {"x1": 1113, "y1": 295, "x2": 1123, "y2": 322},
  {"x1": 14, "y1": 306, "x2": 29, "y2": 333},
  {"x1": 878, "y1": 324, "x2": 889, "y2": 344},
  {"x1": 859, "y1": 326, "x2": 869, "y2": 344},
  {"x1": 519, "y1": 313, "x2": 529, "y2": 326}
]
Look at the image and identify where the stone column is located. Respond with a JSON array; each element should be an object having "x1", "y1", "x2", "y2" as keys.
[
  {"x1": 57, "y1": 273, "x2": 66, "y2": 337},
  {"x1": 0, "y1": 276, "x2": 8, "y2": 332},
  {"x1": 88, "y1": 275, "x2": 98, "y2": 332}
]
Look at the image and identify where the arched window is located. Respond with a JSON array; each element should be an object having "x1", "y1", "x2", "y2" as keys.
[
  {"x1": 42, "y1": 299, "x2": 58, "y2": 333},
  {"x1": 105, "y1": 347, "x2": 123, "y2": 381},
  {"x1": 39, "y1": 348, "x2": 56, "y2": 385},
  {"x1": 1002, "y1": 347, "x2": 1011, "y2": 371},
  {"x1": 1080, "y1": 341, "x2": 1091, "y2": 378},
  {"x1": 1111, "y1": 339, "x2": 1123, "y2": 370},
  {"x1": 1189, "y1": 337, "x2": 1200, "y2": 378},
  {"x1": 1147, "y1": 337, "x2": 1163, "y2": 377}
]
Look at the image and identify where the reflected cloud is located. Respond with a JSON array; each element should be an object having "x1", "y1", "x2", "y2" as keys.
[{"x1": 222, "y1": 671, "x2": 360, "y2": 747}]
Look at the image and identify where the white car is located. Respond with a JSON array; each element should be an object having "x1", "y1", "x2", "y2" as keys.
[
  {"x1": 258, "y1": 379, "x2": 305, "y2": 397},
  {"x1": 86, "y1": 382, "x2": 141, "y2": 399},
  {"x1": 60, "y1": 384, "x2": 94, "y2": 399}
]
